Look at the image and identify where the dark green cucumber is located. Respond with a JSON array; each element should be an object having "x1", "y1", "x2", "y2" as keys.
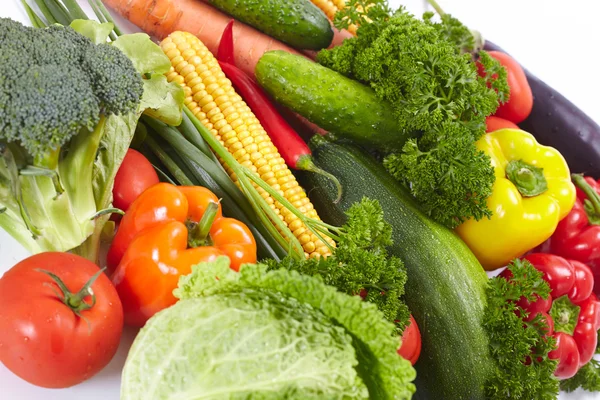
[
  {"x1": 300, "y1": 136, "x2": 493, "y2": 400},
  {"x1": 205, "y1": 0, "x2": 333, "y2": 50},
  {"x1": 255, "y1": 51, "x2": 407, "y2": 151}
]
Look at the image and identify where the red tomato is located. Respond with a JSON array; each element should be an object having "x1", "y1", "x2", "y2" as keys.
[
  {"x1": 0, "y1": 253, "x2": 123, "y2": 388},
  {"x1": 485, "y1": 51, "x2": 533, "y2": 124},
  {"x1": 485, "y1": 116, "x2": 520, "y2": 133},
  {"x1": 113, "y1": 149, "x2": 159, "y2": 213},
  {"x1": 549, "y1": 332, "x2": 581, "y2": 380},
  {"x1": 568, "y1": 260, "x2": 594, "y2": 304},
  {"x1": 397, "y1": 315, "x2": 422, "y2": 365}
]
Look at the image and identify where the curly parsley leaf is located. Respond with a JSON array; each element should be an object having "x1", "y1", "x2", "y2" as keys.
[
  {"x1": 332, "y1": 0, "x2": 390, "y2": 30},
  {"x1": 318, "y1": 6, "x2": 505, "y2": 228},
  {"x1": 422, "y1": 11, "x2": 479, "y2": 55},
  {"x1": 265, "y1": 198, "x2": 410, "y2": 334},
  {"x1": 383, "y1": 122, "x2": 495, "y2": 228},
  {"x1": 484, "y1": 259, "x2": 559, "y2": 400}
]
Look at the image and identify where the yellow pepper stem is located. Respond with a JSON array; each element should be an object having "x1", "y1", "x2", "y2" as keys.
[{"x1": 505, "y1": 160, "x2": 548, "y2": 197}]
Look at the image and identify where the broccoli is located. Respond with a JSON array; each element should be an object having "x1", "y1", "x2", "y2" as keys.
[
  {"x1": 0, "y1": 18, "x2": 183, "y2": 262},
  {"x1": 0, "y1": 18, "x2": 143, "y2": 163}
]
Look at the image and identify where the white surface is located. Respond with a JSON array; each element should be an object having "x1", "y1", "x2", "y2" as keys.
[{"x1": 0, "y1": 0, "x2": 599, "y2": 399}]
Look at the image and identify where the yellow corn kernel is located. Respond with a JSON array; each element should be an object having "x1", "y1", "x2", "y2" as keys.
[
  {"x1": 160, "y1": 31, "x2": 335, "y2": 258},
  {"x1": 310, "y1": 0, "x2": 358, "y2": 35}
]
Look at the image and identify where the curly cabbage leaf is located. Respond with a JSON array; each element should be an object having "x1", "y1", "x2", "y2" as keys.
[{"x1": 122, "y1": 257, "x2": 416, "y2": 400}]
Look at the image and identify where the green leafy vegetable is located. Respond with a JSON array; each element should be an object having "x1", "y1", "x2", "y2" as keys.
[
  {"x1": 0, "y1": 18, "x2": 183, "y2": 261},
  {"x1": 318, "y1": 3, "x2": 509, "y2": 229},
  {"x1": 122, "y1": 257, "x2": 416, "y2": 400},
  {"x1": 483, "y1": 259, "x2": 559, "y2": 399},
  {"x1": 265, "y1": 198, "x2": 410, "y2": 333},
  {"x1": 384, "y1": 122, "x2": 495, "y2": 228},
  {"x1": 561, "y1": 332, "x2": 600, "y2": 392}
]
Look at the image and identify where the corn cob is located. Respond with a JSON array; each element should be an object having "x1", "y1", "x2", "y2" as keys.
[
  {"x1": 160, "y1": 31, "x2": 334, "y2": 259},
  {"x1": 310, "y1": 0, "x2": 358, "y2": 35}
]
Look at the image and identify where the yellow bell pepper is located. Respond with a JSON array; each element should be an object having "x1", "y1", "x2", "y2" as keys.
[{"x1": 455, "y1": 129, "x2": 576, "y2": 271}]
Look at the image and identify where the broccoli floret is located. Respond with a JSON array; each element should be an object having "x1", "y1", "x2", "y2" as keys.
[
  {"x1": 83, "y1": 44, "x2": 144, "y2": 115},
  {"x1": 11, "y1": 65, "x2": 99, "y2": 154},
  {"x1": 0, "y1": 18, "x2": 144, "y2": 161}
]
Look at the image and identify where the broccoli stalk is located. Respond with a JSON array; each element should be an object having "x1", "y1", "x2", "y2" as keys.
[{"x1": 0, "y1": 18, "x2": 184, "y2": 262}]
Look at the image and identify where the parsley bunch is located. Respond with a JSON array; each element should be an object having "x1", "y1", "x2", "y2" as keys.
[
  {"x1": 484, "y1": 259, "x2": 559, "y2": 399},
  {"x1": 266, "y1": 198, "x2": 410, "y2": 334},
  {"x1": 317, "y1": 2, "x2": 509, "y2": 229}
]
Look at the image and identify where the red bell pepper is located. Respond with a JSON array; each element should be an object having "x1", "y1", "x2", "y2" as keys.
[
  {"x1": 539, "y1": 174, "x2": 600, "y2": 295},
  {"x1": 520, "y1": 253, "x2": 600, "y2": 379}
]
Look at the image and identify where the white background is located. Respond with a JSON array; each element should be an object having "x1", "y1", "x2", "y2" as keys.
[{"x1": 1, "y1": 0, "x2": 599, "y2": 399}]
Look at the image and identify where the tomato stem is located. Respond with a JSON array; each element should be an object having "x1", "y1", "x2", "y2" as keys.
[
  {"x1": 36, "y1": 268, "x2": 105, "y2": 317},
  {"x1": 187, "y1": 201, "x2": 219, "y2": 247}
]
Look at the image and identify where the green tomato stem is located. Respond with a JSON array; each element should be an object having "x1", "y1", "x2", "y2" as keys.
[{"x1": 36, "y1": 267, "x2": 105, "y2": 316}]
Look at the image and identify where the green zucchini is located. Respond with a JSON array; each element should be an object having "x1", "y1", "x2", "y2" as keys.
[
  {"x1": 255, "y1": 51, "x2": 407, "y2": 151},
  {"x1": 300, "y1": 136, "x2": 493, "y2": 400},
  {"x1": 205, "y1": 0, "x2": 333, "y2": 50}
]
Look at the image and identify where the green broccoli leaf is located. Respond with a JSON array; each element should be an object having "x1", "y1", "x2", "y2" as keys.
[
  {"x1": 112, "y1": 33, "x2": 172, "y2": 76},
  {"x1": 70, "y1": 19, "x2": 113, "y2": 44}
]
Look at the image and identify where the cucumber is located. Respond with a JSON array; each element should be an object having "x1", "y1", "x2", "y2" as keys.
[
  {"x1": 205, "y1": 0, "x2": 333, "y2": 50},
  {"x1": 300, "y1": 136, "x2": 493, "y2": 400},
  {"x1": 255, "y1": 51, "x2": 407, "y2": 151}
]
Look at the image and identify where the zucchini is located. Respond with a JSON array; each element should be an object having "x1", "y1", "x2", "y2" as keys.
[
  {"x1": 205, "y1": 0, "x2": 333, "y2": 50},
  {"x1": 485, "y1": 41, "x2": 600, "y2": 178},
  {"x1": 300, "y1": 136, "x2": 493, "y2": 399},
  {"x1": 255, "y1": 51, "x2": 407, "y2": 151}
]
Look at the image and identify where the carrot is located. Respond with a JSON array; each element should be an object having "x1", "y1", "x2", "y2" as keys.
[{"x1": 103, "y1": 0, "x2": 306, "y2": 78}]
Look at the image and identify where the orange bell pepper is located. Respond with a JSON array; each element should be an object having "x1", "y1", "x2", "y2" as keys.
[{"x1": 107, "y1": 183, "x2": 257, "y2": 326}]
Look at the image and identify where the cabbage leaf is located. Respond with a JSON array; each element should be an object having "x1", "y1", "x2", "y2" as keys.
[{"x1": 121, "y1": 257, "x2": 416, "y2": 399}]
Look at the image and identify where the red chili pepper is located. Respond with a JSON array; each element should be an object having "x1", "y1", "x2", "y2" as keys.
[
  {"x1": 521, "y1": 253, "x2": 600, "y2": 379},
  {"x1": 539, "y1": 174, "x2": 600, "y2": 295},
  {"x1": 217, "y1": 19, "x2": 235, "y2": 65},
  {"x1": 216, "y1": 20, "x2": 342, "y2": 202}
]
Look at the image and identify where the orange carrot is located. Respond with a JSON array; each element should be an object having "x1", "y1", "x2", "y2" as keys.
[{"x1": 103, "y1": 0, "x2": 307, "y2": 78}]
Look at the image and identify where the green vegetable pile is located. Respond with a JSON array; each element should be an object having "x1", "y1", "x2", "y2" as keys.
[
  {"x1": 318, "y1": 1, "x2": 509, "y2": 228},
  {"x1": 121, "y1": 256, "x2": 416, "y2": 399},
  {"x1": 484, "y1": 259, "x2": 558, "y2": 399},
  {"x1": 0, "y1": 18, "x2": 183, "y2": 261},
  {"x1": 267, "y1": 198, "x2": 410, "y2": 333}
]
